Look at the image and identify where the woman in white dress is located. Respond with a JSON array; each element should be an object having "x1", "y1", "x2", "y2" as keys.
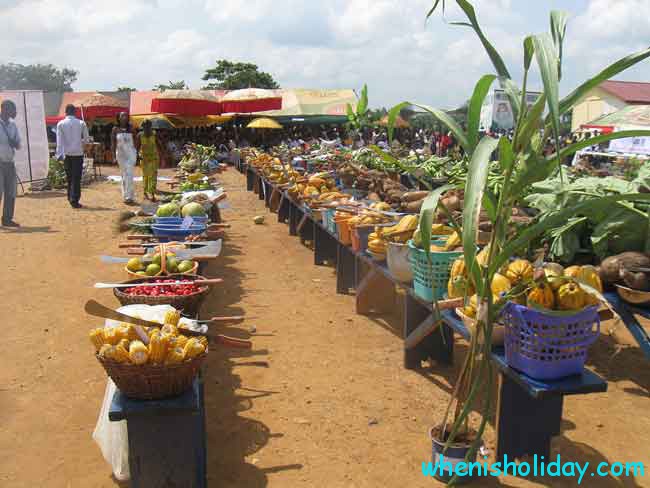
[{"x1": 111, "y1": 112, "x2": 137, "y2": 204}]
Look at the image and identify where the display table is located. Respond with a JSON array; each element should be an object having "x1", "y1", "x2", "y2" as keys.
[{"x1": 109, "y1": 378, "x2": 207, "y2": 488}]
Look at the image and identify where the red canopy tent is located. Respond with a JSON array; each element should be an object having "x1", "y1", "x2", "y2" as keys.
[
  {"x1": 220, "y1": 88, "x2": 282, "y2": 113},
  {"x1": 151, "y1": 90, "x2": 222, "y2": 116}
]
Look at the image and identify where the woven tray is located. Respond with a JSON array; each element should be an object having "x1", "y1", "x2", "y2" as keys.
[
  {"x1": 96, "y1": 351, "x2": 207, "y2": 400},
  {"x1": 113, "y1": 274, "x2": 210, "y2": 316}
]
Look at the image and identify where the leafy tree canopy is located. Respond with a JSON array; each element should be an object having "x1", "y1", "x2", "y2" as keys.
[
  {"x1": 153, "y1": 80, "x2": 187, "y2": 91},
  {"x1": 201, "y1": 60, "x2": 279, "y2": 90},
  {"x1": 0, "y1": 63, "x2": 77, "y2": 92}
]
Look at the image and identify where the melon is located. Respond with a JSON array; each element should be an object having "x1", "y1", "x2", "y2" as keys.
[{"x1": 181, "y1": 202, "x2": 207, "y2": 218}]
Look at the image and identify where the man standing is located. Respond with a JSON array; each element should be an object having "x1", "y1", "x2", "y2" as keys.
[
  {"x1": 56, "y1": 104, "x2": 89, "y2": 208},
  {"x1": 0, "y1": 99, "x2": 21, "y2": 227}
]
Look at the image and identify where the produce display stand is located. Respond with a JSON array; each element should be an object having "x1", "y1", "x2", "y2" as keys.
[
  {"x1": 603, "y1": 291, "x2": 650, "y2": 359},
  {"x1": 109, "y1": 377, "x2": 207, "y2": 488},
  {"x1": 244, "y1": 168, "x2": 610, "y2": 463}
]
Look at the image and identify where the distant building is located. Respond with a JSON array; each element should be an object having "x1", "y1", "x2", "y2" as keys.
[{"x1": 571, "y1": 80, "x2": 650, "y2": 131}]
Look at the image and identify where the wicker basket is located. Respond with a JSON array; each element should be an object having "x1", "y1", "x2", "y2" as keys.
[
  {"x1": 96, "y1": 352, "x2": 207, "y2": 400},
  {"x1": 113, "y1": 274, "x2": 210, "y2": 316},
  {"x1": 125, "y1": 250, "x2": 199, "y2": 279}
]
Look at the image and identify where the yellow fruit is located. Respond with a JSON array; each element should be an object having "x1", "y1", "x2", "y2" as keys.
[
  {"x1": 491, "y1": 273, "x2": 512, "y2": 297},
  {"x1": 161, "y1": 324, "x2": 179, "y2": 337},
  {"x1": 577, "y1": 265, "x2": 603, "y2": 293},
  {"x1": 527, "y1": 281, "x2": 556, "y2": 309},
  {"x1": 113, "y1": 343, "x2": 131, "y2": 363},
  {"x1": 450, "y1": 258, "x2": 467, "y2": 281},
  {"x1": 564, "y1": 265, "x2": 582, "y2": 279},
  {"x1": 98, "y1": 344, "x2": 114, "y2": 360},
  {"x1": 148, "y1": 333, "x2": 169, "y2": 364},
  {"x1": 118, "y1": 339, "x2": 130, "y2": 351},
  {"x1": 165, "y1": 346, "x2": 185, "y2": 365},
  {"x1": 128, "y1": 340, "x2": 149, "y2": 365},
  {"x1": 448, "y1": 275, "x2": 471, "y2": 299},
  {"x1": 543, "y1": 265, "x2": 566, "y2": 291},
  {"x1": 556, "y1": 282, "x2": 586, "y2": 311},
  {"x1": 505, "y1": 259, "x2": 534, "y2": 286},
  {"x1": 102, "y1": 327, "x2": 120, "y2": 346},
  {"x1": 175, "y1": 335, "x2": 189, "y2": 349},
  {"x1": 430, "y1": 224, "x2": 455, "y2": 236},
  {"x1": 183, "y1": 338, "x2": 206, "y2": 360},
  {"x1": 444, "y1": 232, "x2": 461, "y2": 251},
  {"x1": 198, "y1": 336, "x2": 209, "y2": 349},
  {"x1": 475, "y1": 246, "x2": 491, "y2": 268},
  {"x1": 164, "y1": 309, "x2": 181, "y2": 327},
  {"x1": 89, "y1": 329, "x2": 104, "y2": 351}
]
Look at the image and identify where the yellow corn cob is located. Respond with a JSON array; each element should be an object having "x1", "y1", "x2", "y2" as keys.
[
  {"x1": 161, "y1": 324, "x2": 178, "y2": 337},
  {"x1": 98, "y1": 344, "x2": 113, "y2": 359},
  {"x1": 148, "y1": 333, "x2": 169, "y2": 364},
  {"x1": 198, "y1": 336, "x2": 208, "y2": 350},
  {"x1": 164, "y1": 309, "x2": 181, "y2": 327},
  {"x1": 118, "y1": 339, "x2": 131, "y2": 351},
  {"x1": 147, "y1": 327, "x2": 161, "y2": 338},
  {"x1": 122, "y1": 324, "x2": 139, "y2": 341},
  {"x1": 128, "y1": 340, "x2": 149, "y2": 365},
  {"x1": 113, "y1": 344, "x2": 131, "y2": 363},
  {"x1": 175, "y1": 335, "x2": 189, "y2": 349},
  {"x1": 183, "y1": 338, "x2": 206, "y2": 360},
  {"x1": 165, "y1": 346, "x2": 185, "y2": 365},
  {"x1": 89, "y1": 328, "x2": 105, "y2": 351},
  {"x1": 102, "y1": 327, "x2": 119, "y2": 345}
]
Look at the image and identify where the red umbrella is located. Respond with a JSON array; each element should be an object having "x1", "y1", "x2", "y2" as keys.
[
  {"x1": 151, "y1": 90, "x2": 221, "y2": 116},
  {"x1": 220, "y1": 88, "x2": 282, "y2": 113}
]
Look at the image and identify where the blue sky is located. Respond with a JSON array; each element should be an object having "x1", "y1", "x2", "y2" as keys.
[{"x1": 2, "y1": 0, "x2": 649, "y2": 108}]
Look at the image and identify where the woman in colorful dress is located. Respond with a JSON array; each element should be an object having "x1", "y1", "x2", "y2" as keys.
[
  {"x1": 111, "y1": 112, "x2": 137, "y2": 204},
  {"x1": 136, "y1": 120, "x2": 162, "y2": 201}
]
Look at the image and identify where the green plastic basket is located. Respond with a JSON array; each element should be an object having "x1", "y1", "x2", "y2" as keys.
[{"x1": 408, "y1": 240, "x2": 463, "y2": 301}]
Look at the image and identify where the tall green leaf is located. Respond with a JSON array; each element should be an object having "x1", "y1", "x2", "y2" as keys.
[
  {"x1": 533, "y1": 34, "x2": 561, "y2": 166},
  {"x1": 451, "y1": 0, "x2": 511, "y2": 79},
  {"x1": 346, "y1": 103, "x2": 356, "y2": 125},
  {"x1": 462, "y1": 136, "x2": 498, "y2": 294},
  {"x1": 467, "y1": 75, "x2": 496, "y2": 150},
  {"x1": 426, "y1": 0, "x2": 445, "y2": 21},
  {"x1": 387, "y1": 102, "x2": 410, "y2": 142},
  {"x1": 419, "y1": 185, "x2": 454, "y2": 262},
  {"x1": 550, "y1": 11, "x2": 568, "y2": 80},
  {"x1": 560, "y1": 47, "x2": 650, "y2": 114},
  {"x1": 410, "y1": 103, "x2": 470, "y2": 155},
  {"x1": 357, "y1": 84, "x2": 368, "y2": 116},
  {"x1": 515, "y1": 93, "x2": 546, "y2": 153},
  {"x1": 523, "y1": 36, "x2": 535, "y2": 71}
]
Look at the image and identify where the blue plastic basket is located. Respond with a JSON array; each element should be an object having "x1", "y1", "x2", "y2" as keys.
[
  {"x1": 154, "y1": 216, "x2": 209, "y2": 225},
  {"x1": 407, "y1": 240, "x2": 462, "y2": 301},
  {"x1": 502, "y1": 302, "x2": 600, "y2": 380},
  {"x1": 152, "y1": 224, "x2": 206, "y2": 238}
]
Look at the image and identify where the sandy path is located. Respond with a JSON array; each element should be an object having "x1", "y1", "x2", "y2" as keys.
[{"x1": 1, "y1": 167, "x2": 649, "y2": 487}]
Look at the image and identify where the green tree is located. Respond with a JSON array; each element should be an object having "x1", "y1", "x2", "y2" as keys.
[
  {"x1": 201, "y1": 60, "x2": 279, "y2": 90},
  {"x1": 0, "y1": 63, "x2": 77, "y2": 92},
  {"x1": 116, "y1": 86, "x2": 137, "y2": 92},
  {"x1": 153, "y1": 81, "x2": 187, "y2": 92}
]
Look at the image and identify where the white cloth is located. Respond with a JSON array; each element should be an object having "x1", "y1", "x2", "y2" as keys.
[
  {"x1": 115, "y1": 131, "x2": 137, "y2": 201},
  {"x1": 55, "y1": 116, "x2": 89, "y2": 159},
  {"x1": 0, "y1": 118, "x2": 20, "y2": 163}
]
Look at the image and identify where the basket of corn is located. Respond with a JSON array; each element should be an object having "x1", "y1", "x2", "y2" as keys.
[
  {"x1": 90, "y1": 310, "x2": 207, "y2": 400},
  {"x1": 113, "y1": 274, "x2": 211, "y2": 316}
]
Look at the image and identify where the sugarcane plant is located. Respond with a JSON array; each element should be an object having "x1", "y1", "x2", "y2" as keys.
[{"x1": 387, "y1": 0, "x2": 650, "y2": 483}]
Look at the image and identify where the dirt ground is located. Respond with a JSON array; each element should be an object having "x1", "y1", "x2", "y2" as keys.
[{"x1": 2, "y1": 166, "x2": 650, "y2": 488}]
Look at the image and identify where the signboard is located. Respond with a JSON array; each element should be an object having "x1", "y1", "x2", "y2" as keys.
[
  {"x1": 0, "y1": 90, "x2": 49, "y2": 182},
  {"x1": 609, "y1": 131, "x2": 650, "y2": 155},
  {"x1": 480, "y1": 89, "x2": 542, "y2": 131}
]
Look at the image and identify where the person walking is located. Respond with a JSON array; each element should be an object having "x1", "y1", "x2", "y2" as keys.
[
  {"x1": 111, "y1": 112, "x2": 137, "y2": 204},
  {"x1": 135, "y1": 120, "x2": 161, "y2": 202},
  {"x1": 56, "y1": 104, "x2": 89, "y2": 208},
  {"x1": 0, "y1": 99, "x2": 21, "y2": 227}
]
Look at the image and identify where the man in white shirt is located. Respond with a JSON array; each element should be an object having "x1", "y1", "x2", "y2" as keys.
[
  {"x1": 0, "y1": 100, "x2": 21, "y2": 227},
  {"x1": 56, "y1": 104, "x2": 89, "y2": 208}
]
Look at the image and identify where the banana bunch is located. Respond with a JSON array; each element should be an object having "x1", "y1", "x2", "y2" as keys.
[
  {"x1": 367, "y1": 228, "x2": 388, "y2": 260},
  {"x1": 382, "y1": 214, "x2": 419, "y2": 243},
  {"x1": 318, "y1": 191, "x2": 348, "y2": 202}
]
